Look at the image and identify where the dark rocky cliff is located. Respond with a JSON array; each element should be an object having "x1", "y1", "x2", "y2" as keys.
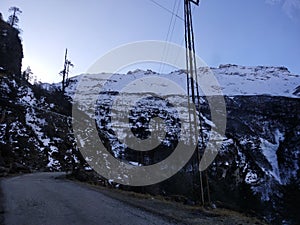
[{"x1": 0, "y1": 15, "x2": 23, "y2": 76}]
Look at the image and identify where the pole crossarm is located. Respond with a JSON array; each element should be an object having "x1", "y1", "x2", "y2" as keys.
[{"x1": 189, "y1": 0, "x2": 200, "y2": 5}]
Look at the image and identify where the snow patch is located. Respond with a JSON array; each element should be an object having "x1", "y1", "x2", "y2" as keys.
[
  {"x1": 25, "y1": 108, "x2": 50, "y2": 149},
  {"x1": 245, "y1": 170, "x2": 258, "y2": 184},
  {"x1": 260, "y1": 129, "x2": 284, "y2": 184},
  {"x1": 54, "y1": 65, "x2": 300, "y2": 100}
]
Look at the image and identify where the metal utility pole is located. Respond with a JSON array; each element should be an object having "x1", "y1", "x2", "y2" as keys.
[
  {"x1": 60, "y1": 49, "x2": 74, "y2": 93},
  {"x1": 184, "y1": 0, "x2": 199, "y2": 101},
  {"x1": 184, "y1": 0, "x2": 210, "y2": 206}
]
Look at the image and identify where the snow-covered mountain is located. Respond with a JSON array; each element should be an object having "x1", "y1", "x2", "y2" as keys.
[
  {"x1": 213, "y1": 64, "x2": 299, "y2": 97},
  {"x1": 54, "y1": 64, "x2": 299, "y2": 224},
  {"x1": 1, "y1": 64, "x2": 299, "y2": 224},
  {"x1": 52, "y1": 64, "x2": 299, "y2": 98}
]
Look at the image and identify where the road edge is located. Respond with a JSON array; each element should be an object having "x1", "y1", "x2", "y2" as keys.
[
  {"x1": 65, "y1": 178, "x2": 188, "y2": 225},
  {"x1": 64, "y1": 177, "x2": 268, "y2": 225},
  {"x1": 0, "y1": 178, "x2": 4, "y2": 225}
]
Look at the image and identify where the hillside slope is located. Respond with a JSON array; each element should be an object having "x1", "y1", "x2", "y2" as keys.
[
  {"x1": 0, "y1": 75, "x2": 82, "y2": 174},
  {"x1": 53, "y1": 65, "x2": 299, "y2": 224},
  {"x1": 1, "y1": 64, "x2": 299, "y2": 224}
]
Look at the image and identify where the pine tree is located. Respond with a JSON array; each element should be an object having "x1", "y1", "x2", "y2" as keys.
[
  {"x1": 59, "y1": 49, "x2": 74, "y2": 94},
  {"x1": 7, "y1": 7, "x2": 22, "y2": 28},
  {"x1": 22, "y1": 66, "x2": 33, "y2": 81}
]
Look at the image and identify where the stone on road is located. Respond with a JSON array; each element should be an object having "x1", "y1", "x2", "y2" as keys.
[{"x1": 1, "y1": 172, "x2": 174, "y2": 225}]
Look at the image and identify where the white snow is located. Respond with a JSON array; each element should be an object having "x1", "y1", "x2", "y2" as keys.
[
  {"x1": 10, "y1": 80, "x2": 17, "y2": 88},
  {"x1": 84, "y1": 166, "x2": 93, "y2": 171},
  {"x1": 201, "y1": 114, "x2": 215, "y2": 128},
  {"x1": 18, "y1": 87, "x2": 36, "y2": 106},
  {"x1": 1, "y1": 82, "x2": 10, "y2": 93},
  {"x1": 128, "y1": 161, "x2": 142, "y2": 166},
  {"x1": 260, "y1": 129, "x2": 284, "y2": 184},
  {"x1": 59, "y1": 65, "x2": 299, "y2": 99},
  {"x1": 245, "y1": 170, "x2": 258, "y2": 184},
  {"x1": 50, "y1": 145, "x2": 58, "y2": 152},
  {"x1": 43, "y1": 138, "x2": 51, "y2": 146},
  {"x1": 46, "y1": 145, "x2": 61, "y2": 169},
  {"x1": 215, "y1": 65, "x2": 299, "y2": 97},
  {"x1": 25, "y1": 107, "x2": 50, "y2": 149},
  {"x1": 47, "y1": 156, "x2": 60, "y2": 168},
  {"x1": 0, "y1": 124, "x2": 7, "y2": 144}
]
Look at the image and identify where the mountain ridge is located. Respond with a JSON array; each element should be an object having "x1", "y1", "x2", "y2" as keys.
[{"x1": 43, "y1": 64, "x2": 299, "y2": 99}]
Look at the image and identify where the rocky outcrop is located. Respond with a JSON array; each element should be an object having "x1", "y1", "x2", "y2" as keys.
[
  {"x1": 209, "y1": 95, "x2": 299, "y2": 224},
  {"x1": 0, "y1": 15, "x2": 23, "y2": 76}
]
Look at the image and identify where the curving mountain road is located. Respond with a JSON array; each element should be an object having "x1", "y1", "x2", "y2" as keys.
[{"x1": 1, "y1": 172, "x2": 174, "y2": 225}]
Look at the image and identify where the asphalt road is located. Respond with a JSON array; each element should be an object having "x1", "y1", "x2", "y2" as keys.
[{"x1": 1, "y1": 172, "x2": 175, "y2": 225}]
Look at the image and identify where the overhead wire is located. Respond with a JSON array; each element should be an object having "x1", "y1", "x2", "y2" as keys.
[
  {"x1": 161, "y1": 0, "x2": 182, "y2": 73},
  {"x1": 148, "y1": 0, "x2": 201, "y2": 73},
  {"x1": 168, "y1": 1, "x2": 181, "y2": 46},
  {"x1": 148, "y1": 0, "x2": 184, "y2": 21},
  {"x1": 159, "y1": 0, "x2": 179, "y2": 73},
  {"x1": 0, "y1": 96, "x2": 71, "y2": 120}
]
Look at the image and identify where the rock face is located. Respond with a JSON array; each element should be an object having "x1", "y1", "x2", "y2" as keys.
[
  {"x1": 210, "y1": 95, "x2": 299, "y2": 224},
  {"x1": 0, "y1": 17, "x2": 23, "y2": 75}
]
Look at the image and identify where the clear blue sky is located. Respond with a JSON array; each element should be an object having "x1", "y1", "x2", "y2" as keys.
[{"x1": 1, "y1": 0, "x2": 300, "y2": 83}]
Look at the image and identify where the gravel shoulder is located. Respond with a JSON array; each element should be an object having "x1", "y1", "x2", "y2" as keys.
[{"x1": 69, "y1": 177, "x2": 268, "y2": 225}]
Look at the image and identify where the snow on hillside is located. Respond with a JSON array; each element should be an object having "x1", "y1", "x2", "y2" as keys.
[
  {"x1": 39, "y1": 64, "x2": 300, "y2": 224},
  {"x1": 53, "y1": 65, "x2": 299, "y2": 99},
  {"x1": 0, "y1": 76, "x2": 78, "y2": 172},
  {"x1": 215, "y1": 64, "x2": 299, "y2": 97}
]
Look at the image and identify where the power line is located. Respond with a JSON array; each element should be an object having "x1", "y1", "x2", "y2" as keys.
[
  {"x1": 159, "y1": 0, "x2": 179, "y2": 73},
  {"x1": 165, "y1": 1, "x2": 181, "y2": 72},
  {"x1": 0, "y1": 96, "x2": 71, "y2": 120},
  {"x1": 149, "y1": 0, "x2": 200, "y2": 74},
  {"x1": 148, "y1": 0, "x2": 184, "y2": 21},
  {"x1": 169, "y1": 0, "x2": 181, "y2": 44}
]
